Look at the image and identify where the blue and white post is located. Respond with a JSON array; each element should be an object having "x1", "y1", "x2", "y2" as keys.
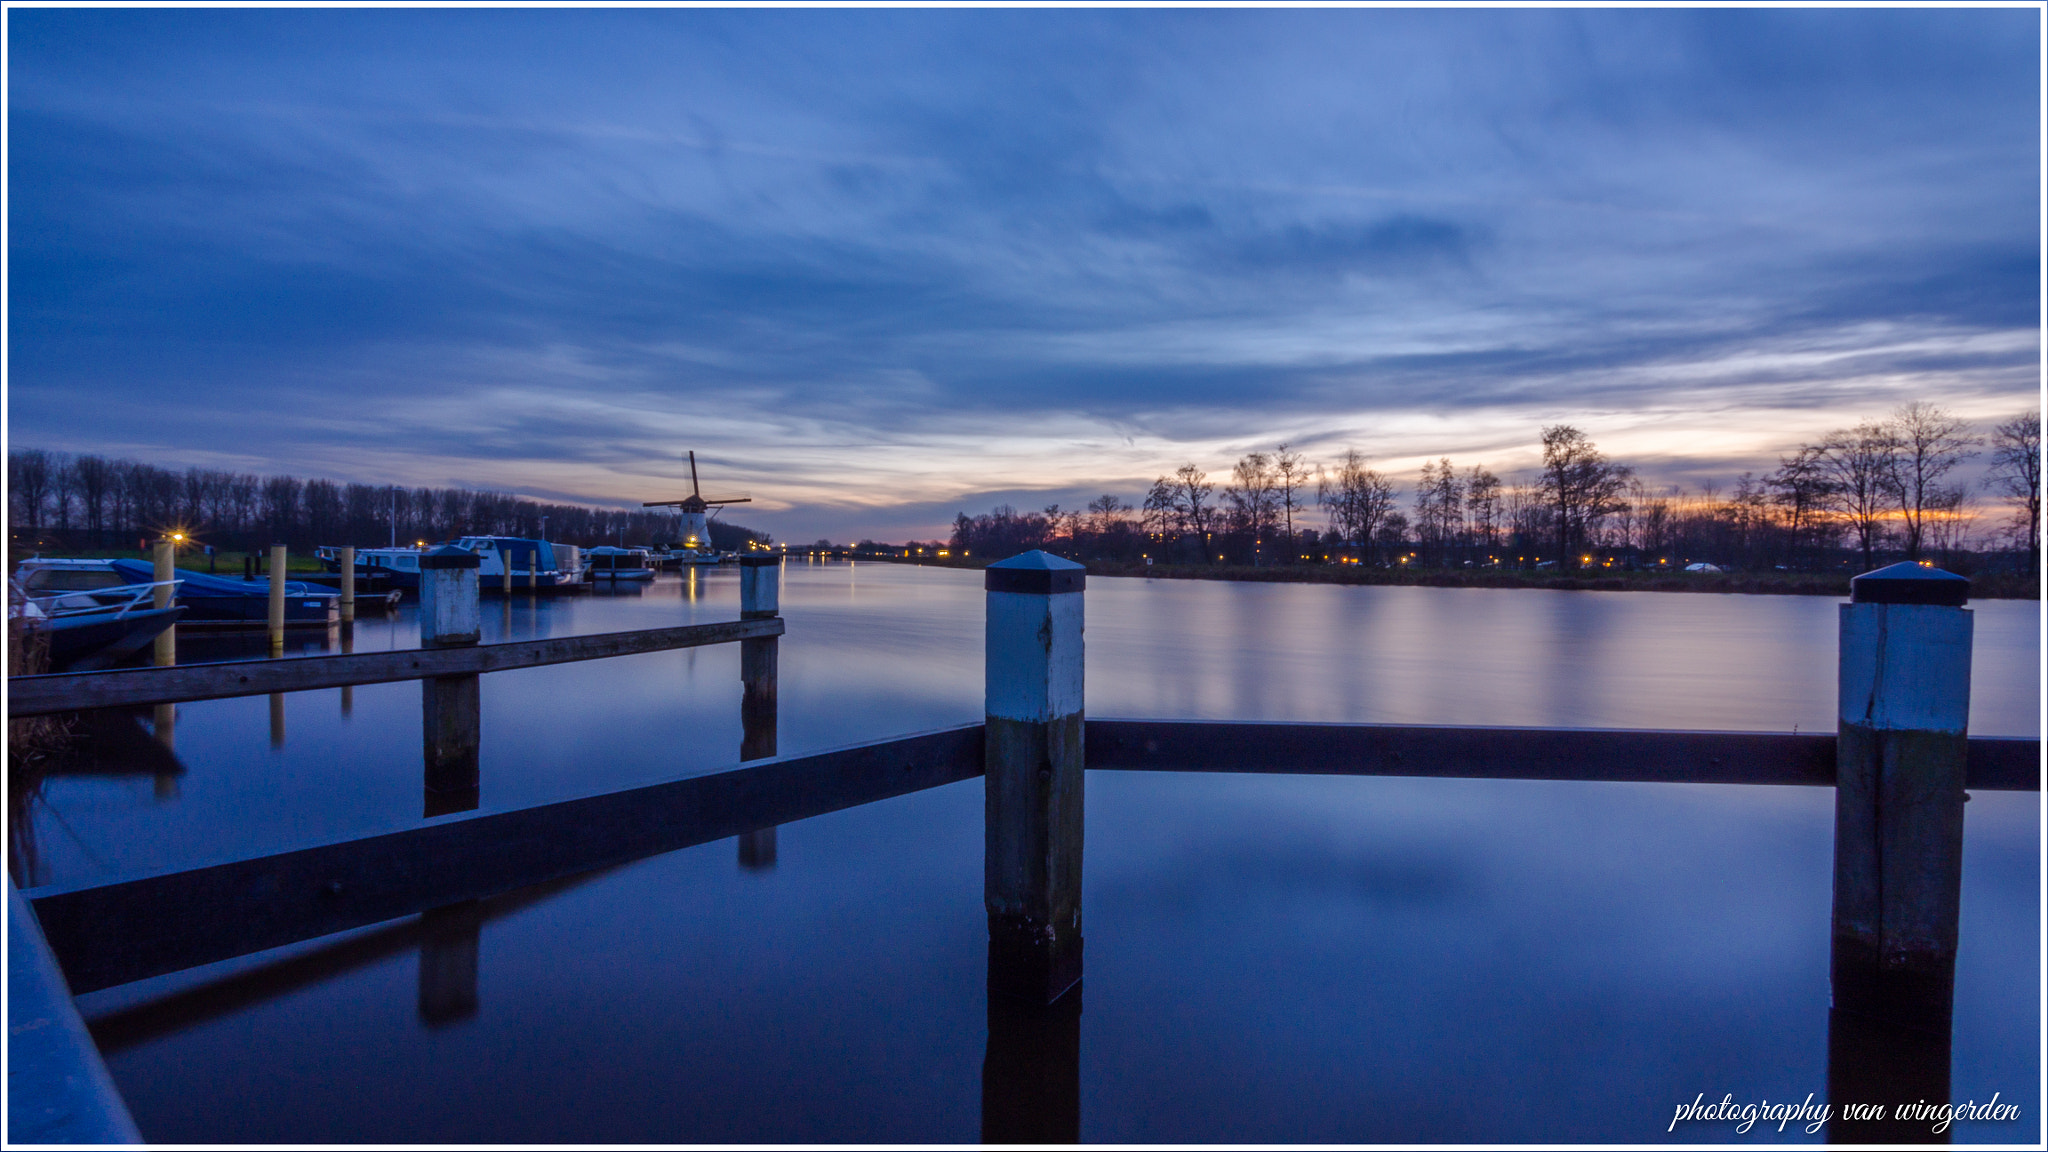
[
  {"x1": 980, "y1": 550, "x2": 1086, "y2": 1145},
  {"x1": 419, "y1": 544, "x2": 482, "y2": 817},
  {"x1": 983, "y1": 550, "x2": 1087, "y2": 1003},
  {"x1": 1828, "y1": 561, "x2": 1970, "y2": 1140},
  {"x1": 737, "y1": 554, "x2": 781, "y2": 869}
]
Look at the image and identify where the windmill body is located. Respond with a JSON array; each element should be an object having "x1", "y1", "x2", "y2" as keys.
[{"x1": 643, "y1": 451, "x2": 751, "y2": 565}]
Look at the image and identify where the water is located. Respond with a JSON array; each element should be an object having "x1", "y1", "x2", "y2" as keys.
[{"x1": 21, "y1": 562, "x2": 2041, "y2": 1142}]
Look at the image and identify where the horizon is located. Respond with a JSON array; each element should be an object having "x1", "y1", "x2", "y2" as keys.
[{"x1": 7, "y1": 8, "x2": 2040, "y2": 542}]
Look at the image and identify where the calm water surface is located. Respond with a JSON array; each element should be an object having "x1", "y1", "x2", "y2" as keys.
[{"x1": 24, "y1": 562, "x2": 2041, "y2": 1143}]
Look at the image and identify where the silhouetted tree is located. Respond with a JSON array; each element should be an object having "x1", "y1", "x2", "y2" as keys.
[
  {"x1": 1987, "y1": 410, "x2": 2041, "y2": 570},
  {"x1": 1539, "y1": 425, "x2": 1630, "y2": 568}
]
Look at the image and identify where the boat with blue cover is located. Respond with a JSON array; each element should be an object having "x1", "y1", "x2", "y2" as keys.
[{"x1": 14, "y1": 558, "x2": 341, "y2": 630}]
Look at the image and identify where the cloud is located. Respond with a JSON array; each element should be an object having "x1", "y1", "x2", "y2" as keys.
[{"x1": 6, "y1": 8, "x2": 2037, "y2": 540}]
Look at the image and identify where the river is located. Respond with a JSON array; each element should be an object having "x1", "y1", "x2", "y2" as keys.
[{"x1": 23, "y1": 561, "x2": 2041, "y2": 1142}]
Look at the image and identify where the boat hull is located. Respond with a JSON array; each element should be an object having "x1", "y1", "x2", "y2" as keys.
[{"x1": 29, "y1": 606, "x2": 185, "y2": 672}]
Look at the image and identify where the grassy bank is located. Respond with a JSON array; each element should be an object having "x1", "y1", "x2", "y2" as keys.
[{"x1": 882, "y1": 557, "x2": 2040, "y2": 599}]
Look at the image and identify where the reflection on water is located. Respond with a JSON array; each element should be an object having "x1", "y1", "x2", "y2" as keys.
[{"x1": 24, "y1": 564, "x2": 2040, "y2": 1142}]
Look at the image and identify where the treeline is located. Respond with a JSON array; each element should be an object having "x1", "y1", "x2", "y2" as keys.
[
  {"x1": 5, "y1": 452, "x2": 772, "y2": 554},
  {"x1": 948, "y1": 403, "x2": 2042, "y2": 574}
]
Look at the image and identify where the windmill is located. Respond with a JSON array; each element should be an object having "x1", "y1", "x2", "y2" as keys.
[{"x1": 643, "y1": 451, "x2": 750, "y2": 559}]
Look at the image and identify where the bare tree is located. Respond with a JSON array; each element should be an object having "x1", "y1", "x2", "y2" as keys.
[
  {"x1": 1881, "y1": 402, "x2": 1978, "y2": 561},
  {"x1": 1142, "y1": 478, "x2": 1178, "y2": 539},
  {"x1": 1767, "y1": 446, "x2": 1836, "y2": 570},
  {"x1": 49, "y1": 455, "x2": 77, "y2": 533},
  {"x1": 1464, "y1": 466, "x2": 1502, "y2": 557},
  {"x1": 1171, "y1": 463, "x2": 1217, "y2": 559},
  {"x1": 1224, "y1": 452, "x2": 1280, "y2": 563},
  {"x1": 1539, "y1": 425, "x2": 1630, "y2": 568},
  {"x1": 1412, "y1": 458, "x2": 1464, "y2": 567},
  {"x1": 1317, "y1": 449, "x2": 1397, "y2": 563},
  {"x1": 1272, "y1": 443, "x2": 1308, "y2": 562},
  {"x1": 9, "y1": 450, "x2": 52, "y2": 531},
  {"x1": 1987, "y1": 410, "x2": 2041, "y2": 570},
  {"x1": 1819, "y1": 421, "x2": 1901, "y2": 571},
  {"x1": 73, "y1": 455, "x2": 110, "y2": 544}
]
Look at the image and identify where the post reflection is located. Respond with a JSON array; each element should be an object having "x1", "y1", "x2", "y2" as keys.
[
  {"x1": 418, "y1": 900, "x2": 483, "y2": 1027},
  {"x1": 268, "y1": 692, "x2": 285, "y2": 749},
  {"x1": 339, "y1": 625, "x2": 354, "y2": 718},
  {"x1": 981, "y1": 937, "x2": 1081, "y2": 1145},
  {"x1": 152, "y1": 704, "x2": 179, "y2": 799},
  {"x1": 1827, "y1": 942, "x2": 1955, "y2": 1145}
]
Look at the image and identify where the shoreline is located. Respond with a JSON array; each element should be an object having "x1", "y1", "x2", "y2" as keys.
[{"x1": 875, "y1": 557, "x2": 2041, "y2": 600}]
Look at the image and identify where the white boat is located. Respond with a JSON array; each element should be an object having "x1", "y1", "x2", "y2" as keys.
[
  {"x1": 316, "y1": 537, "x2": 585, "y2": 592},
  {"x1": 9, "y1": 573, "x2": 184, "y2": 672},
  {"x1": 585, "y1": 546, "x2": 656, "y2": 581}
]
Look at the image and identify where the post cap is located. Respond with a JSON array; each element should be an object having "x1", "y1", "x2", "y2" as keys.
[
  {"x1": 419, "y1": 545, "x2": 480, "y2": 570},
  {"x1": 739, "y1": 554, "x2": 779, "y2": 568},
  {"x1": 985, "y1": 549, "x2": 1085, "y2": 595},
  {"x1": 1850, "y1": 561, "x2": 1968, "y2": 606}
]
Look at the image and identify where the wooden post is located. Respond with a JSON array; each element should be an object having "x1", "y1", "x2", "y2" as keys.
[
  {"x1": 983, "y1": 550, "x2": 1086, "y2": 1006},
  {"x1": 151, "y1": 539, "x2": 176, "y2": 667},
  {"x1": 419, "y1": 545, "x2": 482, "y2": 817},
  {"x1": 737, "y1": 554, "x2": 780, "y2": 867},
  {"x1": 339, "y1": 546, "x2": 355, "y2": 624},
  {"x1": 501, "y1": 546, "x2": 512, "y2": 599},
  {"x1": 1828, "y1": 562, "x2": 1969, "y2": 1140},
  {"x1": 267, "y1": 545, "x2": 287, "y2": 656}
]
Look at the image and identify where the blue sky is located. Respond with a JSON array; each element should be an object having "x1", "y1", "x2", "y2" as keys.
[{"x1": 7, "y1": 8, "x2": 2039, "y2": 542}]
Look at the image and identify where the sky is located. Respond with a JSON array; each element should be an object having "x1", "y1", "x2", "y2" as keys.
[{"x1": 7, "y1": 8, "x2": 2041, "y2": 543}]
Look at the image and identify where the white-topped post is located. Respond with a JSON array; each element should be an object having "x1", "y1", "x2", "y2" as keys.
[
  {"x1": 419, "y1": 544, "x2": 482, "y2": 816},
  {"x1": 983, "y1": 550, "x2": 1086, "y2": 1006},
  {"x1": 1832, "y1": 562, "x2": 1972, "y2": 1011},
  {"x1": 736, "y1": 554, "x2": 781, "y2": 867},
  {"x1": 1827, "y1": 561, "x2": 1972, "y2": 1138}
]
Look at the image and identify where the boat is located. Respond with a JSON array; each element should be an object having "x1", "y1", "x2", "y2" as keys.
[
  {"x1": 9, "y1": 575, "x2": 184, "y2": 672},
  {"x1": 315, "y1": 538, "x2": 585, "y2": 593},
  {"x1": 585, "y1": 546, "x2": 657, "y2": 581},
  {"x1": 15, "y1": 558, "x2": 342, "y2": 630}
]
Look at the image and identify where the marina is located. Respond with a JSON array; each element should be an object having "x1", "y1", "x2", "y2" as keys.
[{"x1": 7, "y1": 559, "x2": 2039, "y2": 1143}]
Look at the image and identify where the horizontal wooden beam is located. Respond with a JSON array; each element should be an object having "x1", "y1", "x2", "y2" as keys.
[
  {"x1": 7, "y1": 617, "x2": 785, "y2": 717},
  {"x1": 1085, "y1": 720, "x2": 2039, "y2": 791},
  {"x1": 29, "y1": 723, "x2": 981, "y2": 994},
  {"x1": 33, "y1": 718, "x2": 2036, "y2": 994}
]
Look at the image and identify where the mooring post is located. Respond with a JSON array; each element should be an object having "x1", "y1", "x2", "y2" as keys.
[
  {"x1": 979, "y1": 550, "x2": 1085, "y2": 1144},
  {"x1": 1827, "y1": 561, "x2": 1970, "y2": 1143},
  {"x1": 983, "y1": 550, "x2": 1086, "y2": 1004},
  {"x1": 501, "y1": 545, "x2": 512, "y2": 599},
  {"x1": 152, "y1": 539, "x2": 178, "y2": 749},
  {"x1": 267, "y1": 544, "x2": 287, "y2": 656},
  {"x1": 339, "y1": 545, "x2": 356, "y2": 624},
  {"x1": 736, "y1": 554, "x2": 781, "y2": 867},
  {"x1": 419, "y1": 544, "x2": 483, "y2": 817},
  {"x1": 151, "y1": 539, "x2": 177, "y2": 667}
]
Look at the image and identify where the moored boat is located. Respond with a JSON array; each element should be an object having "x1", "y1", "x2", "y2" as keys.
[
  {"x1": 316, "y1": 538, "x2": 585, "y2": 593},
  {"x1": 585, "y1": 546, "x2": 656, "y2": 580},
  {"x1": 9, "y1": 576, "x2": 185, "y2": 672},
  {"x1": 15, "y1": 558, "x2": 341, "y2": 630}
]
